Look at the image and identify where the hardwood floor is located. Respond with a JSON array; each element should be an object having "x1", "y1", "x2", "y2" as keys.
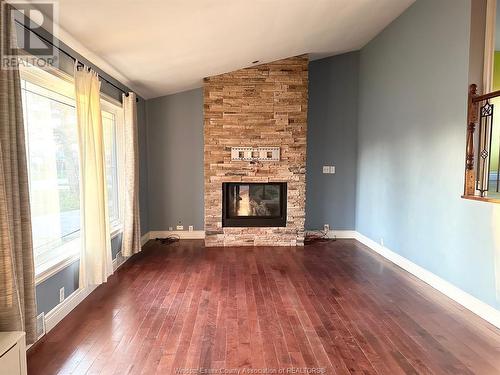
[{"x1": 28, "y1": 239, "x2": 500, "y2": 374}]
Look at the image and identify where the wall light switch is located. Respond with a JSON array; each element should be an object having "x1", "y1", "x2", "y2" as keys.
[{"x1": 323, "y1": 166, "x2": 335, "y2": 174}]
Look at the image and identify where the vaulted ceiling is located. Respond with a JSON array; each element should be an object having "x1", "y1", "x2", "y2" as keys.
[{"x1": 50, "y1": 0, "x2": 415, "y2": 98}]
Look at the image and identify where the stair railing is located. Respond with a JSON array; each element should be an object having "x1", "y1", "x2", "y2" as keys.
[{"x1": 464, "y1": 84, "x2": 500, "y2": 202}]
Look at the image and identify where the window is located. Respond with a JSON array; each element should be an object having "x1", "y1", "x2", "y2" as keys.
[
  {"x1": 21, "y1": 68, "x2": 80, "y2": 277},
  {"x1": 101, "y1": 100, "x2": 124, "y2": 230},
  {"x1": 21, "y1": 66, "x2": 124, "y2": 279}
]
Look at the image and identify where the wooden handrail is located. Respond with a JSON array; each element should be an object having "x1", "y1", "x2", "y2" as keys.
[{"x1": 472, "y1": 88, "x2": 500, "y2": 102}]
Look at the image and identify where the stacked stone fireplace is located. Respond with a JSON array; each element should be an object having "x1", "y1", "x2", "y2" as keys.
[{"x1": 204, "y1": 55, "x2": 308, "y2": 246}]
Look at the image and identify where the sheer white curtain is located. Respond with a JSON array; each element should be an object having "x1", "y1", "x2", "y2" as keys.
[
  {"x1": 74, "y1": 65, "x2": 112, "y2": 287},
  {"x1": 121, "y1": 92, "x2": 141, "y2": 257}
]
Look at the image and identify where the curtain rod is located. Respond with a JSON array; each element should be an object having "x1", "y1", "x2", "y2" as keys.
[{"x1": 14, "y1": 19, "x2": 138, "y2": 102}]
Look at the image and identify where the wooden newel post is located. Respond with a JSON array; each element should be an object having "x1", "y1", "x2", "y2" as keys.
[{"x1": 464, "y1": 84, "x2": 478, "y2": 196}]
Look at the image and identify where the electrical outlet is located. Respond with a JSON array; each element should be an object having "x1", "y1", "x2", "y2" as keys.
[
  {"x1": 188, "y1": 225, "x2": 194, "y2": 231},
  {"x1": 323, "y1": 224, "x2": 330, "y2": 232},
  {"x1": 380, "y1": 238, "x2": 384, "y2": 247},
  {"x1": 176, "y1": 225, "x2": 184, "y2": 230},
  {"x1": 59, "y1": 287, "x2": 65, "y2": 303},
  {"x1": 323, "y1": 166, "x2": 335, "y2": 174},
  {"x1": 169, "y1": 227, "x2": 173, "y2": 231}
]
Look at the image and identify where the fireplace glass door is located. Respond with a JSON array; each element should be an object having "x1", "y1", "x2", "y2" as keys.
[{"x1": 222, "y1": 183, "x2": 287, "y2": 227}]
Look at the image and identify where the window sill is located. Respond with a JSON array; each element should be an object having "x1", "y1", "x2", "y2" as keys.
[
  {"x1": 461, "y1": 195, "x2": 500, "y2": 204},
  {"x1": 35, "y1": 228, "x2": 123, "y2": 286},
  {"x1": 35, "y1": 251, "x2": 79, "y2": 285},
  {"x1": 110, "y1": 226, "x2": 123, "y2": 239}
]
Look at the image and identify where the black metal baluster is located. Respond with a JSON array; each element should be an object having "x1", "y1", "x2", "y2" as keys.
[
  {"x1": 476, "y1": 103, "x2": 484, "y2": 194},
  {"x1": 476, "y1": 101, "x2": 494, "y2": 196},
  {"x1": 488, "y1": 102, "x2": 494, "y2": 195}
]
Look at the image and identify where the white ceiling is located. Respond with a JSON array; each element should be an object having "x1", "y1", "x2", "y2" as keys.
[{"x1": 51, "y1": 0, "x2": 415, "y2": 99}]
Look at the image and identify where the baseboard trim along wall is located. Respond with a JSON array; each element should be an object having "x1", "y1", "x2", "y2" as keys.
[
  {"x1": 351, "y1": 231, "x2": 500, "y2": 329},
  {"x1": 42, "y1": 237, "x2": 148, "y2": 338},
  {"x1": 329, "y1": 230, "x2": 358, "y2": 239},
  {"x1": 112, "y1": 251, "x2": 127, "y2": 272},
  {"x1": 43, "y1": 229, "x2": 500, "y2": 339},
  {"x1": 142, "y1": 230, "x2": 354, "y2": 241},
  {"x1": 147, "y1": 230, "x2": 206, "y2": 240},
  {"x1": 311, "y1": 229, "x2": 500, "y2": 328},
  {"x1": 44, "y1": 284, "x2": 97, "y2": 333},
  {"x1": 141, "y1": 232, "x2": 150, "y2": 247}
]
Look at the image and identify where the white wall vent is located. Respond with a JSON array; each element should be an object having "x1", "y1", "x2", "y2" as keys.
[{"x1": 36, "y1": 312, "x2": 46, "y2": 340}]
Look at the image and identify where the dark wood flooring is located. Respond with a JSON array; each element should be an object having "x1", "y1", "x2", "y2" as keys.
[{"x1": 28, "y1": 239, "x2": 500, "y2": 374}]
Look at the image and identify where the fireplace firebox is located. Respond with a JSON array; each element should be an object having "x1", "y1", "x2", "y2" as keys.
[{"x1": 222, "y1": 182, "x2": 287, "y2": 227}]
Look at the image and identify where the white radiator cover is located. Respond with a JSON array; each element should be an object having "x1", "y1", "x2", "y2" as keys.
[{"x1": 0, "y1": 332, "x2": 27, "y2": 375}]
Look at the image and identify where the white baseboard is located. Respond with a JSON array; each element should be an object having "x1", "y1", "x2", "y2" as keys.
[
  {"x1": 353, "y1": 231, "x2": 500, "y2": 329},
  {"x1": 112, "y1": 251, "x2": 128, "y2": 272},
  {"x1": 42, "y1": 241, "x2": 140, "y2": 337},
  {"x1": 141, "y1": 232, "x2": 150, "y2": 246},
  {"x1": 44, "y1": 285, "x2": 97, "y2": 333},
  {"x1": 305, "y1": 229, "x2": 357, "y2": 239},
  {"x1": 148, "y1": 230, "x2": 350, "y2": 241},
  {"x1": 39, "y1": 231, "x2": 196, "y2": 341},
  {"x1": 148, "y1": 230, "x2": 206, "y2": 240},
  {"x1": 330, "y1": 230, "x2": 358, "y2": 239}
]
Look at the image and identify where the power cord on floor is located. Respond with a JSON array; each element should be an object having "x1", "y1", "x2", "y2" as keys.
[
  {"x1": 304, "y1": 229, "x2": 336, "y2": 244},
  {"x1": 155, "y1": 235, "x2": 180, "y2": 245}
]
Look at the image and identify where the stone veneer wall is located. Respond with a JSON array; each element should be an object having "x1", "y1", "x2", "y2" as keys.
[{"x1": 204, "y1": 55, "x2": 308, "y2": 246}]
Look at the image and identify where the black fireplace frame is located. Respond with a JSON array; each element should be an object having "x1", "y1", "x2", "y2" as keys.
[{"x1": 222, "y1": 182, "x2": 287, "y2": 227}]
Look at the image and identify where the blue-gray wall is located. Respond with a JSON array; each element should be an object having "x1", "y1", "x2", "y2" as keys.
[
  {"x1": 306, "y1": 52, "x2": 359, "y2": 230},
  {"x1": 356, "y1": 0, "x2": 500, "y2": 309},
  {"x1": 146, "y1": 88, "x2": 204, "y2": 231},
  {"x1": 36, "y1": 234, "x2": 123, "y2": 315},
  {"x1": 36, "y1": 262, "x2": 79, "y2": 316}
]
